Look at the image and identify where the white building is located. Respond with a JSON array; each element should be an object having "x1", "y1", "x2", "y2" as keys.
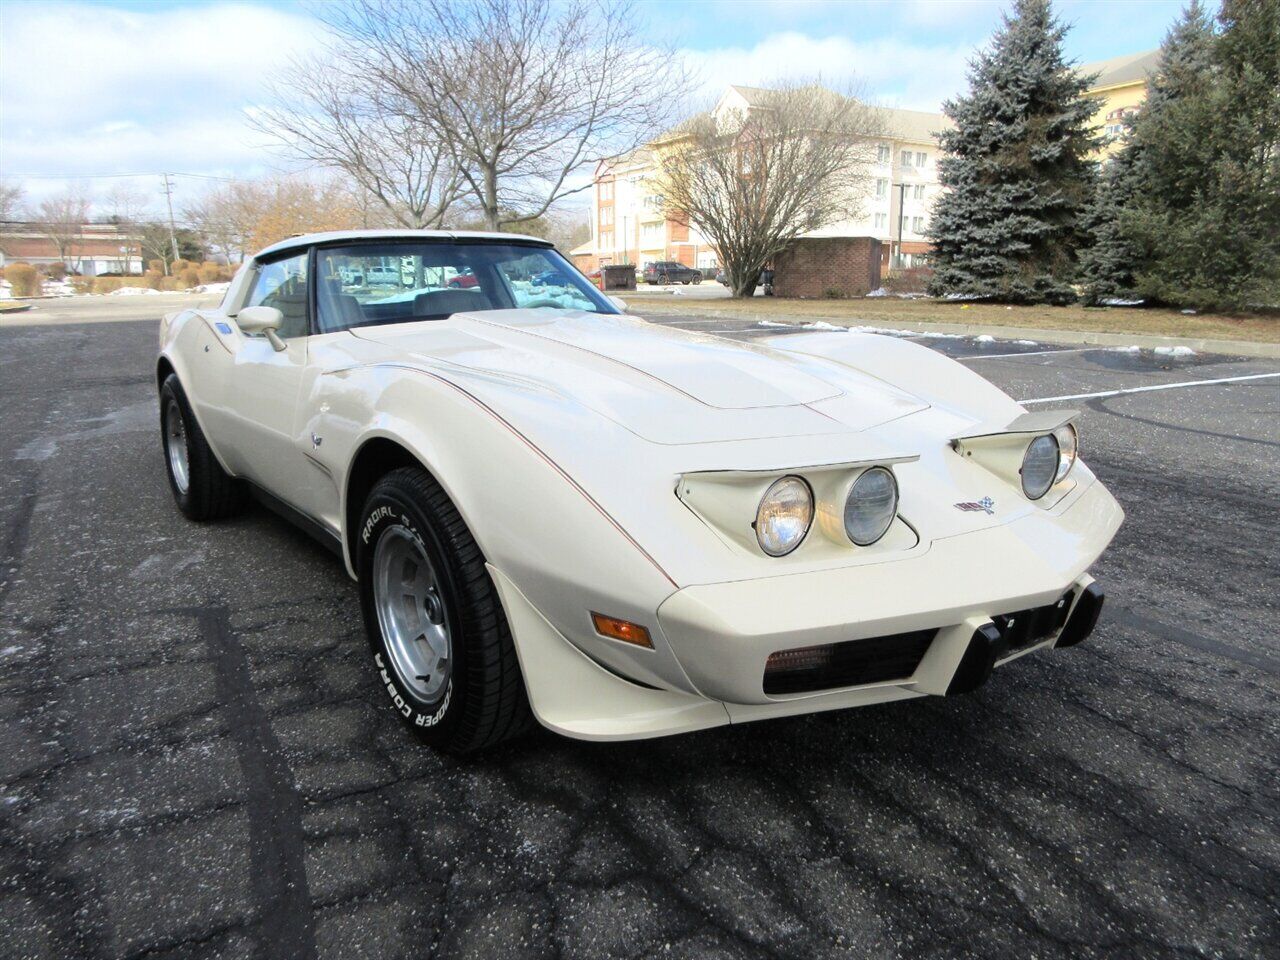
[{"x1": 571, "y1": 85, "x2": 950, "y2": 275}]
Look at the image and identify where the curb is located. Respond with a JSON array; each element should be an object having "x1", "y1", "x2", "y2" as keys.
[{"x1": 625, "y1": 300, "x2": 1280, "y2": 359}]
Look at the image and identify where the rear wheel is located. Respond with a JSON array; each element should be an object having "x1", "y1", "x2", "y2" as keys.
[
  {"x1": 357, "y1": 466, "x2": 534, "y2": 753},
  {"x1": 159, "y1": 374, "x2": 245, "y2": 521},
  {"x1": 692, "y1": 275, "x2": 702, "y2": 285}
]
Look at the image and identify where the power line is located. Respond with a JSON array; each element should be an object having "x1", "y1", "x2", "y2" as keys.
[{"x1": 2, "y1": 171, "x2": 245, "y2": 182}]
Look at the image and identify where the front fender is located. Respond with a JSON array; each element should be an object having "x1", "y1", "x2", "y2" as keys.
[{"x1": 316, "y1": 363, "x2": 701, "y2": 696}]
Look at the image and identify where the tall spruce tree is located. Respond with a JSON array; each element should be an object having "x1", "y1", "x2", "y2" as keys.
[
  {"x1": 927, "y1": 0, "x2": 1099, "y2": 304},
  {"x1": 1078, "y1": 138, "x2": 1144, "y2": 304},
  {"x1": 1128, "y1": 0, "x2": 1280, "y2": 310},
  {"x1": 1119, "y1": 1, "x2": 1221, "y2": 307}
]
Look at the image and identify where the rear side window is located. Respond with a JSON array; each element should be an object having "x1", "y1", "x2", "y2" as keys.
[{"x1": 246, "y1": 253, "x2": 309, "y2": 339}]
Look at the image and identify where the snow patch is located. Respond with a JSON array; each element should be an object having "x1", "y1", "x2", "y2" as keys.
[
  {"x1": 108, "y1": 286, "x2": 161, "y2": 296},
  {"x1": 193, "y1": 282, "x2": 230, "y2": 294},
  {"x1": 865, "y1": 287, "x2": 888, "y2": 298},
  {"x1": 1113, "y1": 345, "x2": 1142, "y2": 353},
  {"x1": 1013, "y1": 339, "x2": 1039, "y2": 345},
  {"x1": 1101, "y1": 297, "x2": 1145, "y2": 306},
  {"x1": 1154, "y1": 345, "x2": 1195, "y2": 358},
  {"x1": 975, "y1": 334, "x2": 996, "y2": 343}
]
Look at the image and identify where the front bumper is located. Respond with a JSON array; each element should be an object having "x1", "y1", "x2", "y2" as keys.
[
  {"x1": 492, "y1": 477, "x2": 1121, "y2": 741},
  {"x1": 658, "y1": 476, "x2": 1122, "y2": 705}
]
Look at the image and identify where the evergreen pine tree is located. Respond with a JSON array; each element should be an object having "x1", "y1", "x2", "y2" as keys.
[
  {"x1": 1078, "y1": 136, "x2": 1143, "y2": 304},
  {"x1": 1166, "y1": 0, "x2": 1280, "y2": 310},
  {"x1": 927, "y1": 0, "x2": 1099, "y2": 304},
  {"x1": 1120, "y1": 0, "x2": 1221, "y2": 307}
]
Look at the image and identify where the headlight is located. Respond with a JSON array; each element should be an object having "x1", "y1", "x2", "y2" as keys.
[
  {"x1": 1053, "y1": 423, "x2": 1078, "y2": 483},
  {"x1": 755, "y1": 476, "x2": 813, "y2": 556},
  {"x1": 843, "y1": 466, "x2": 899, "y2": 545},
  {"x1": 1021, "y1": 434, "x2": 1060, "y2": 500}
]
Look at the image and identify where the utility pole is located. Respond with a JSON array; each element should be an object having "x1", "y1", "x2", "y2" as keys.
[{"x1": 161, "y1": 174, "x2": 180, "y2": 274}]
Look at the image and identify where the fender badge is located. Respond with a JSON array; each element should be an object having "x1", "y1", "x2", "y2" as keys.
[{"x1": 955, "y1": 497, "x2": 995, "y2": 515}]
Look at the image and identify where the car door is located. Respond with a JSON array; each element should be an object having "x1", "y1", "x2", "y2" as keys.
[{"x1": 219, "y1": 250, "x2": 313, "y2": 503}]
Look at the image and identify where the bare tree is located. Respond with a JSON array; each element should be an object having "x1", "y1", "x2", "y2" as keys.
[
  {"x1": 185, "y1": 181, "x2": 269, "y2": 263},
  {"x1": 0, "y1": 180, "x2": 24, "y2": 221},
  {"x1": 326, "y1": 0, "x2": 690, "y2": 230},
  {"x1": 250, "y1": 51, "x2": 465, "y2": 228},
  {"x1": 656, "y1": 83, "x2": 883, "y2": 297},
  {"x1": 103, "y1": 183, "x2": 149, "y2": 274},
  {"x1": 35, "y1": 188, "x2": 90, "y2": 271}
]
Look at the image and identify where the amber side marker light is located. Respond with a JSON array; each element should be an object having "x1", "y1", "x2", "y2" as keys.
[{"x1": 591, "y1": 612, "x2": 654, "y2": 648}]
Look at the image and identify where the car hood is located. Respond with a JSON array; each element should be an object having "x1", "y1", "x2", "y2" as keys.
[{"x1": 351, "y1": 309, "x2": 930, "y2": 444}]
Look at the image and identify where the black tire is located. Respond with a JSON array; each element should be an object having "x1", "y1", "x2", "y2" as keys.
[
  {"x1": 692, "y1": 275, "x2": 702, "y2": 285},
  {"x1": 159, "y1": 374, "x2": 246, "y2": 521},
  {"x1": 357, "y1": 466, "x2": 534, "y2": 753}
]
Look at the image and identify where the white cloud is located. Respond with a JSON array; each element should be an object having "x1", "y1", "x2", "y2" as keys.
[
  {"x1": 681, "y1": 31, "x2": 973, "y2": 112},
  {"x1": 0, "y1": 1, "x2": 324, "y2": 207}
]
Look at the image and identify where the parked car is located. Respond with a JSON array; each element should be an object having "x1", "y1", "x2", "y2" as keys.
[
  {"x1": 446, "y1": 267, "x2": 478, "y2": 289},
  {"x1": 157, "y1": 229, "x2": 1121, "y2": 753},
  {"x1": 530, "y1": 269, "x2": 571, "y2": 287},
  {"x1": 643, "y1": 261, "x2": 702, "y2": 285},
  {"x1": 715, "y1": 270, "x2": 730, "y2": 286}
]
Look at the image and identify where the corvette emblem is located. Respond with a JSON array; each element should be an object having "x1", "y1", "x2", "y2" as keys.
[{"x1": 954, "y1": 497, "x2": 995, "y2": 515}]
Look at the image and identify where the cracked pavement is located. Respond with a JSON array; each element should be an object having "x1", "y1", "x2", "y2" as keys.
[{"x1": 1, "y1": 302, "x2": 1277, "y2": 959}]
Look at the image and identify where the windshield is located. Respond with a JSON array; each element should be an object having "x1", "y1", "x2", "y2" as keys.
[{"x1": 313, "y1": 242, "x2": 615, "y2": 334}]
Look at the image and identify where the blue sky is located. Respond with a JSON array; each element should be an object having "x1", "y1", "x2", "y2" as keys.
[{"x1": 0, "y1": 0, "x2": 1204, "y2": 215}]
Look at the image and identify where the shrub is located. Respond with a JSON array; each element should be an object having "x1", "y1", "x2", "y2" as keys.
[
  {"x1": 142, "y1": 269, "x2": 163, "y2": 290},
  {"x1": 882, "y1": 266, "x2": 935, "y2": 294},
  {"x1": 198, "y1": 261, "x2": 221, "y2": 283},
  {"x1": 3, "y1": 263, "x2": 42, "y2": 297},
  {"x1": 94, "y1": 277, "x2": 124, "y2": 294},
  {"x1": 43, "y1": 262, "x2": 69, "y2": 281},
  {"x1": 171, "y1": 259, "x2": 192, "y2": 275},
  {"x1": 70, "y1": 277, "x2": 95, "y2": 295},
  {"x1": 159, "y1": 276, "x2": 186, "y2": 292},
  {"x1": 179, "y1": 267, "x2": 200, "y2": 288}
]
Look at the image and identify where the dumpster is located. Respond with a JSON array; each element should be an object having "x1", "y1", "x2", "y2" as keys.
[{"x1": 600, "y1": 264, "x2": 636, "y2": 291}]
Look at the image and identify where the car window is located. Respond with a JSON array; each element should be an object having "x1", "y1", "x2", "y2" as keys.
[
  {"x1": 246, "y1": 253, "x2": 309, "y2": 339},
  {"x1": 314, "y1": 242, "x2": 616, "y2": 334}
]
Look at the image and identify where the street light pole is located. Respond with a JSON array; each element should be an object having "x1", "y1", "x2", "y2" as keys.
[{"x1": 895, "y1": 182, "x2": 906, "y2": 271}]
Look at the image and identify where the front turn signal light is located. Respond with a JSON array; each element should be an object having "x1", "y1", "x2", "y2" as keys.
[{"x1": 591, "y1": 612, "x2": 654, "y2": 648}]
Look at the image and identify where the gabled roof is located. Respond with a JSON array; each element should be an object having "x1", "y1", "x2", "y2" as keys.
[{"x1": 1078, "y1": 49, "x2": 1160, "y2": 90}]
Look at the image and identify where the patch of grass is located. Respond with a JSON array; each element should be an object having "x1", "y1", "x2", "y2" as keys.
[{"x1": 626, "y1": 293, "x2": 1280, "y2": 343}]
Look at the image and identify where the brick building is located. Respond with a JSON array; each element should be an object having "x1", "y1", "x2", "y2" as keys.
[{"x1": 0, "y1": 221, "x2": 144, "y2": 275}]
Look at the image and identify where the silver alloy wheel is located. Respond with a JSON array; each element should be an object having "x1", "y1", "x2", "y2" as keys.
[
  {"x1": 165, "y1": 398, "x2": 190, "y2": 494},
  {"x1": 373, "y1": 523, "x2": 452, "y2": 701}
]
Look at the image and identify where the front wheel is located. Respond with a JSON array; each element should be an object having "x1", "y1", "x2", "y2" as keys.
[
  {"x1": 159, "y1": 374, "x2": 245, "y2": 521},
  {"x1": 357, "y1": 467, "x2": 534, "y2": 753},
  {"x1": 691, "y1": 275, "x2": 702, "y2": 285}
]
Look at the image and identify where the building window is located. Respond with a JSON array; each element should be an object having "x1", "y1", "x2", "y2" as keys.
[
  {"x1": 913, "y1": 184, "x2": 926, "y2": 200},
  {"x1": 600, "y1": 206, "x2": 614, "y2": 227},
  {"x1": 599, "y1": 229, "x2": 614, "y2": 250},
  {"x1": 900, "y1": 150, "x2": 913, "y2": 167},
  {"x1": 641, "y1": 222, "x2": 663, "y2": 244},
  {"x1": 874, "y1": 212, "x2": 887, "y2": 229},
  {"x1": 599, "y1": 181, "x2": 613, "y2": 202},
  {"x1": 912, "y1": 216, "x2": 925, "y2": 232},
  {"x1": 876, "y1": 178, "x2": 888, "y2": 198},
  {"x1": 916, "y1": 151, "x2": 927, "y2": 166},
  {"x1": 877, "y1": 143, "x2": 890, "y2": 163}
]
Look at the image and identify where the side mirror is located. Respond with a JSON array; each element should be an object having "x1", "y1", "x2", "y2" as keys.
[
  {"x1": 235, "y1": 305, "x2": 287, "y2": 352},
  {"x1": 608, "y1": 296, "x2": 628, "y2": 313}
]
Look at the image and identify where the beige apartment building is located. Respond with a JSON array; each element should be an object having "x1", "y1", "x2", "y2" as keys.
[{"x1": 571, "y1": 84, "x2": 950, "y2": 275}]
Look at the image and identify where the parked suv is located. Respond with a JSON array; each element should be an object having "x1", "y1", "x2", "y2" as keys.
[{"x1": 643, "y1": 261, "x2": 702, "y2": 285}]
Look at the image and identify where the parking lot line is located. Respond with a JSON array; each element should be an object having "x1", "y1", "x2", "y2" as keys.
[
  {"x1": 1020, "y1": 371, "x2": 1280, "y2": 404},
  {"x1": 961, "y1": 347, "x2": 1095, "y2": 360}
]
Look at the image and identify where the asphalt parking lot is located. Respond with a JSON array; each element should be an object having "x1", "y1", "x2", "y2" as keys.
[{"x1": 1, "y1": 298, "x2": 1277, "y2": 960}]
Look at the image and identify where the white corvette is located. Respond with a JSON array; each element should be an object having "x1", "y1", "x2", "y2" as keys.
[{"x1": 157, "y1": 230, "x2": 1123, "y2": 752}]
